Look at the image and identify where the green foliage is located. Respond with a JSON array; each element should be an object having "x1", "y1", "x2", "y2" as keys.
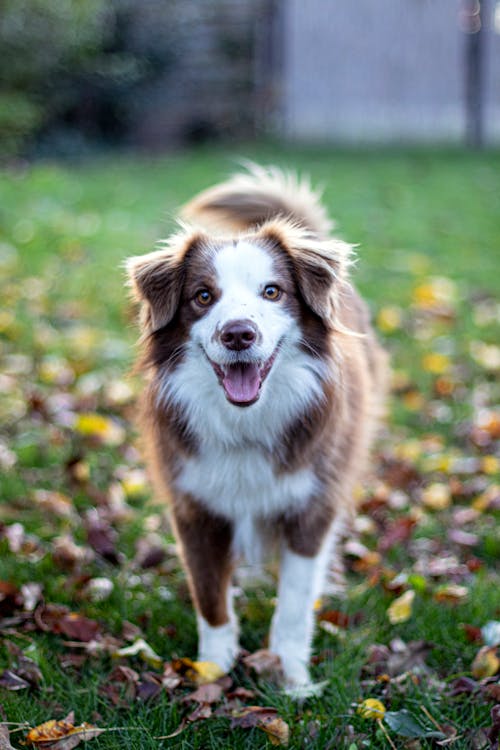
[
  {"x1": 0, "y1": 91, "x2": 43, "y2": 157},
  {"x1": 0, "y1": 0, "x2": 111, "y2": 156}
]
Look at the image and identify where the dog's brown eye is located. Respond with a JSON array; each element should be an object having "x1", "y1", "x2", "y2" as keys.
[
  {"x1": 195, "y1": 289, "x2": 213, "y2": 306},
  {"x1": 263, "y1": 284, "x2": 281, "y2": 301}
]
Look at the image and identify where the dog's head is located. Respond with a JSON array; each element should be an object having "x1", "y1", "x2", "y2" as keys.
[{"x1": 126, "y1": 219, "x2": 352, "y2": 408}]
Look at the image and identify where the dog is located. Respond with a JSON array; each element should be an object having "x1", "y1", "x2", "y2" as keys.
[{"x1": 126, "y1": 164, "x2": 388, "y2": 687}]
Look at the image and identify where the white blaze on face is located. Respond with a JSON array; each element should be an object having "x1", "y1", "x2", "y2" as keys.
[{"x1": 193, "y1": 240, "x2": 292, "y2": 367}]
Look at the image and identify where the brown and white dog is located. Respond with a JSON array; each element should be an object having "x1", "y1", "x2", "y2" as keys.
[{"x1": 126, "y1": 165, "x2": 387, "y2": 687}]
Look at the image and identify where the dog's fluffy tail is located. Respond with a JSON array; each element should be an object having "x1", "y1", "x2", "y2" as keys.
[{"x1": 182, "y1": 162, "x2": 333, "y2": 236}]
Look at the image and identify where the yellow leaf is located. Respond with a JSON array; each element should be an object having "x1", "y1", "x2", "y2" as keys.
[
  {"x1": 481, "y1": 455, "x2": 499, "y2": 475},
  {"x1": 121, "y1": 469, "x2": 149, "y2": 497},
  {"x1": 472, "y1": 485, "x2": 499, "y2": 511},
  {"x1": 412, "y1": 277, "x2": 456, "y2": 309},
  {"x1": 421, "y1": 483, "x2": 451, "y2": 511},
  {"x1": 394, "y1": 439, "x2": 422, "y2": 462},
  {"x1": 357, "y1": 698, "x2": 386, "y2": 720},
  {"x1": 376, "y1": 306, "x2": 402, "y2": 334},
  {"x1": 422, "y1": 352, "x2": 451, "y2": 375},
  {"x1": 387, "y1": 590, "x2": 415, "y2": 624},
  {"x1": 402, "y1": 390, "x2": 424, "y2": 411},
  {"x1": 471, "y1": 646, "x2": 500, "y2": 679},
  {"x1": 74, "y1": 413, "x2": 125, "y2": 446},
  {"x1": 190, "y1": 660, "x2": 225, "y2": 684}
]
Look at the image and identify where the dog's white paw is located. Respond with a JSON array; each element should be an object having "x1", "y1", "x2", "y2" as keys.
[
  {"x1": 197, "y1": 618, "x2": 239, "y2": 673},
  {"x1": 278, "y1": 653, "x2": 311, "y2": 688}
]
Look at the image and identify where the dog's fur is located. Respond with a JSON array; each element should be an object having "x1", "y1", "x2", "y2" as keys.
[{"x1": 126, "y1": 164, "x2": 388, "y2": 686}]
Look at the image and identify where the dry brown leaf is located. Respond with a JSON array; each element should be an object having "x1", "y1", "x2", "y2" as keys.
[
  {"x1": 0, "y1": 669, "x2": 30, "y2": 691},
  {"x1": 183, "y1": 682, "x2": 223, "y2": 704},
  {"x1": 0, "y1": 725, "x2": 16, "y2": 750},
  {"x1": 433, "y1": 584, "x2": 468, "y2": 604},
  {"x1": 186, "y1": 703, "x2": 212, "y2": 723},
  {"x1": 230, "y1": 707, "x2": 289, "y2": 746},
  {"x1": 25, "y1": 713, "x2": 104, "y2": 748},
  {"x1": 58, "y1": 613, "x2": 101, "y2": 642},
  {"x1": 242, "y1": 649, "x2": 283, "y2": 680}
]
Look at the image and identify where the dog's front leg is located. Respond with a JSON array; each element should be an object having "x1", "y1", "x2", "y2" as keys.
[
  {"x1": 270, "y1": 525, "x2": 333, "y2": 686},
  {"x1": 172, "y1": 496, "x2": 239, "y2": 673},
  {"x1": 269, "y1": 500, "x2": 345, "y2": 686}
]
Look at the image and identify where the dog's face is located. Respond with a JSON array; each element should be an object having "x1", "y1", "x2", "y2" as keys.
[
  {"x1": 127, "y1": 221, "x2": 349, "y2": 408},
  {"x1": 184, "y1": 239, "x2": 300, "y2": 406}
]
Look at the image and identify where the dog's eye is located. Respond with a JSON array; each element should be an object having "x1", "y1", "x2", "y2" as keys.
[
  {"x1": 195, "y1": 289, "x2": 213, "y2": 306},
  {"x1": 263, "y1": 284, "x2": 282, "y2": 301}
]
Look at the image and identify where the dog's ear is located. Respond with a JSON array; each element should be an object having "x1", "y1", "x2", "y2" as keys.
[
  {"x1": 125, "y1": 228, "x2": 204, "y2": 332},
  {"x1": 291, "y1": 250, "x2": 339, "y2": 321},
  {"x1": 259, "y1": 222, "x2": 354, "y2": 323},
  {"x1": 126, "y1": 249, "x2": 183, "y2": 331}
]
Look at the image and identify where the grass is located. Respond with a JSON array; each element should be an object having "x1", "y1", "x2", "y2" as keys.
[{"x1": 0, "y1": 144, "x2": 499, "y2": 749}]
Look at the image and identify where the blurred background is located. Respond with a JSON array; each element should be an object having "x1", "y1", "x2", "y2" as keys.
[{"x1": 1, "y1": 0, "x2": 500, "y2": 159}]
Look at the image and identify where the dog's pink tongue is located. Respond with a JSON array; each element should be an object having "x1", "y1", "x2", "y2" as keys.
[{"x1": 223, "y1": 363, "x2": 261, "y2": 404}]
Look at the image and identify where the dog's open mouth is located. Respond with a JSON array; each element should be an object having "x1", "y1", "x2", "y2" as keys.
[{"x1": 209, "y1": 349, "x2": 279, "y2": 406}]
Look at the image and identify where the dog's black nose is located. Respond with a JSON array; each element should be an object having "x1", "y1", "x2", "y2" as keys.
[{"x1": 220, "y1": 320, "x2": 257, "y2": 351}]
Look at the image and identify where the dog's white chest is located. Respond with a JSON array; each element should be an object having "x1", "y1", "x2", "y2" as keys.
[{"x1": 175, "y1": 443, "x2": 316, "y2": 522}]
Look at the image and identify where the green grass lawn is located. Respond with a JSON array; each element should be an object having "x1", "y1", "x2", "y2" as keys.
[{"x1": 0, "y1": 145, "x2": 499, "y2": 749}]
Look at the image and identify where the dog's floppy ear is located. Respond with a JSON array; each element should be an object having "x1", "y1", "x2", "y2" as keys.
[
  {"x1": 259, "y1": 221, "x2": 354, "y2": 323},
  {"x1": 125, "y1": 227, "x2": 204, "y2": 332}
]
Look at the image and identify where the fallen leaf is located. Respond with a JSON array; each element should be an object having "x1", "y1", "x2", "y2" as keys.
[
  {"x1": 421, "y1": 483, "x2": 451, "y2": 511},
  {"x1": 471, "y1": 646, "x2": 500, "y2": 679},
  {"x1": 183, "y1": 682, "x2": 223, "y2": 704},
  {"x1": 377, "y1": 306, "x2": 402, "y2": 333},
  {"x1": 85, "y1": 511, "x2": 119, "y2": 564},
  {"x1": 0, "y1": 581, "x2": 23, "y2": 616},
  {"x1": 378, "y1": 517, "x2": 416, "y2": 552},
  {"x1": 242, "y1": 649, "x2": 283, "y2": 680},
  {"x1": 460, "y1": 624, "x2": 483, "y2": 643},
  {"x1": 186, "y1": 703, "x2": 212, "y2": 723},
  {"x1": 422, "y1": 352, "x2": 451, "y2": 375},
  {"x1": 58, "y1": 613, "x2": 101, "y2": 642},
  {"x1": 365, "y1": 639, "x2": 433, "y2": 677},
  {"x1": 448, "y1": 529, "x2": 479, "y2": 546},
  {"x1": 136, "y1": 672, "x2": 162, "y2": 702},
  {"x1": 185, "y1": 660, "x2": 225, "y2": 685},
  {"x1": 74, "y1": 413, "x2": 125, "y2": 446},
  {"x1": 448, "y1": 676, "x2": 479, "y2": 696},
  {"x1": 25, "y1": 714, "x2": 104, "y2": 749},
  {"x1": 318, "y1": 610, "x2": 356, "y2": 628},
  {"x1": 433, "y1": 584, "x2": 468, "y2": 604},
  {"x1": 357, "y1": 698, "x2": 386, "y2": 720},
  {"x1": 383, "y1": 709, "x2": 446, "y2": 740},
  {"x1": 0, "y1": 725, "x2": 16, "y2": 750},
  {"x1": 230, "y1": 707, "x2": 289, "y2": 746},
  {"x1": 226, "y1": 686, "x2": 256, "y2": 701},
  {"x1": 0, "y1": 669, "x2": 30, "y2": 691},
  {"x1": 32, "y1": 490, "x2": 76, "y2": 520},
  {"x1": 387, "y1": 590, "x2": 415, "y2": 624},
  {"x1": 115, "y1": 638, "x2": 163, "y2": 668},
  {"x1": 161, "y1": 662, "x2": 182, "y2": 690}
]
